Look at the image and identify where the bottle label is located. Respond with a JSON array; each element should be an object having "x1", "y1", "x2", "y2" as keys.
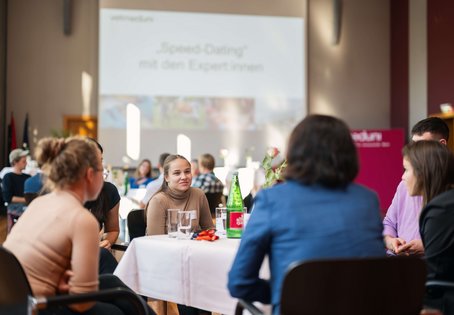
[{"x1": 229, "y1": 212, "x2": 244, "y2": 229}]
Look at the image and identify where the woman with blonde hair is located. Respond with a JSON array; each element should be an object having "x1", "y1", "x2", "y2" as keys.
[
  {"x1": 4, "y1": 136, "x2": 153, "y2": 315},
  {"x1": 146, "y1": 154, "x2": 213, "y2": 236},
  {"x1": 146, "y1": 154, "x2": 214, "y2": 315}
]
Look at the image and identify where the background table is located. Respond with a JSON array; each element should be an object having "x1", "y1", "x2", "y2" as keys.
[{"x1": 114, "y1": 235, "x2": 268, "y2": 314}]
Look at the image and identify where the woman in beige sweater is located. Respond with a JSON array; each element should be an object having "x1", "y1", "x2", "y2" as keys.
[
  {"x1": 146, "y1": 154, "x2": 214, "y2": 235},
  {"x1": 4, "y1": 137, "x2": 152, "y2": 315}
]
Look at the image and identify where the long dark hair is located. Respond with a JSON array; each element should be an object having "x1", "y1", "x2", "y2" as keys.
[
  {"x1": 403, "y1": 140, "x2": 454, "y2": 205},
  {"x1": 84, "y1": 182, "x2": 108, "y2": 228},
  {"x1": 284, "y1": 114, "x2": 358, "y2": 188},
  {"x1": 134, "y1": 159, "x2": 152, "y2": 178}
]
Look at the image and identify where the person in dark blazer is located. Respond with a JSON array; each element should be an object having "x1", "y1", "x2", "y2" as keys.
[{"x1": 400, "y1": 140, "x2": 454, "y2": 314}]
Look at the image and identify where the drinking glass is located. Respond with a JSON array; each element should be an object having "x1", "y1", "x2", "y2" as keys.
[
  {"x1": 178, "y1": 210, "x2": 197, "y2": 239},
  {"x1": 215, "y1": 207, "x2": 227, "y2": 237},
  {"x1": 167, "y1": 209, "x2": 180, "y2": 238}
]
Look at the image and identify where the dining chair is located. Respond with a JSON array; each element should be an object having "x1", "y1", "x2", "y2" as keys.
[
  {"x1": 235, "y1": 256, "x2": 427, "y2": 315},
  {"x1": 205, "y1": 192, "x2": 224, "y2": 218},
  {"x1": 24, "y1": 192, "x2": 38, "y2": 205},
  {"x1": 127, "y1": 209, "x2": 146, "y2": 241},
  {"x1": 111, "y1": 208, "x2": 146, "y2": 251},
  {"x1": 425, "y1": 280, "x2": 454, "y2": 313},
  {"x1": 0, "y1": 245, "x2": 150, "y2": 315}
]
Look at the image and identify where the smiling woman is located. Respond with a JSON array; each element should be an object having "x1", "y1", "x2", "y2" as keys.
[{"x1": 145, "y1": 154, "x2": 214, "y2": 236}]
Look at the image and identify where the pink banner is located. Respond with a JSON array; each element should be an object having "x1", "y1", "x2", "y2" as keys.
[{"x1": 352, "y1": 129, "x2": 405, "y2": 214}]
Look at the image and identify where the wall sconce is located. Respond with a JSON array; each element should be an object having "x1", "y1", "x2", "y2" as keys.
[
  {"x1": 63, "y1": 0, "x2": 72, "y2": 36},
  {"x1": 332, "y1": 0, "x2": 342, "y2": 45}
]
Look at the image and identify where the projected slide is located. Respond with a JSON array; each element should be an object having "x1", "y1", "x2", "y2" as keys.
[{"x1": 99, "y1": 8, "x2": 305, "y2": 166}]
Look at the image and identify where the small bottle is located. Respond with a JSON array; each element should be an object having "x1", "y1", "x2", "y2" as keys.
[
  {"x1": 123, "y1": 169, "x2": 129, "y2": 196},
  {"x1": 226, "y1": 172, "x2": 244, "y2": 238}
]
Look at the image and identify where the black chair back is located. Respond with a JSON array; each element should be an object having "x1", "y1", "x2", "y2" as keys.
[
  {"x1": 281, "y1": 256, "x2": 426, "y2": 315},
  {"x1": 128, "y1": 209, "x2": 146, "y2": 241},
  {"x1": 0, "y1": 246, "x2": 33, "y2": 306},
  {"x1": 0, "y1": 246, "x2": 150, "y2": 314},
  {"x1": 24, "y1": 193, "x2": 38, "y2": 206},
  {"x1": 205, "y1": 192, "x2": 224, "y2": 217}
]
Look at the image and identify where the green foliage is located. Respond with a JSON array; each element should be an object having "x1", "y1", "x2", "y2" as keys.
[{"x1": 261, "y1": 148, "x2": 287, "y2": 188}]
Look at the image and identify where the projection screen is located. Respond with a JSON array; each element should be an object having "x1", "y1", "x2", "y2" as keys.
[{"x1": 99, "y1": 0, "x2": 306, "y2": 167}]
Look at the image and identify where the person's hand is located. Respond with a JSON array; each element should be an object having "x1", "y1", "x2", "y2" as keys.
[
  {"x1": 57, "y1": 270, "x2": 74, "y2": 294},
  {"x1": 395, "y1": 239, "x2": 424, "y2": 256},
  {"x1": 384, "y1": 236, "x2": 406, "y2": 253},
  {"x1": 99, "y1": 239, "x2": 112, "y2": 249},
  {"x1": 420, "y1": 308, "x2": 442, "y2": 315}
]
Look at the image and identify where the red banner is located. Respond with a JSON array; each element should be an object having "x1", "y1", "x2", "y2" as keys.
[{"x1": 352, "y1": 129, "x2": 405, "y2": 214}]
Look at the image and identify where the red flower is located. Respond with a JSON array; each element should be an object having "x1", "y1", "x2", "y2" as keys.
[{"x1": 266, "y1": 147, "x2": 279, "y2": 158}]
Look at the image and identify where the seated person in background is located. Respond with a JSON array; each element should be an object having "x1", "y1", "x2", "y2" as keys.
[
  {"x1": 192, "y1": 154, "x2": 224, "y2": 216},
  {"x1": 4, "y1": 136, "x2": 154, "y2": 315},
  {"x1": 400, "y1": 141, "x2": 454, "y2": 313},
  {"x1": 84, "y1": 181, "x2": 120, "y2": 274},
  {"x1": 0, "y1": 165, "x2": 13, "y2": 180},
  {"x1": 23, "y1": 163, "x2": 45, "y2": 205},
  {"x1": 84, "y1": 139, "x2": 120, "y2": 274},
  {"x1": 228, "y1": 115, "x2": 385, "y2": 315},
  {"x1": 146, "y1": 154, "x2": 214, "y2": 235},
  {"x1": 243, "y1": 168, "x2": 265, "y2": 212},
  {"x1": 383, "y1": 117, "x2": 449, "y2": 256},
  {"x1": 190, "y1": 158, "x2": 199, "y2": 185},
  {"x1": 2, "y1": 148, "x2": 30, "y2": 213},
  {"x1": 139, "y1": 152, "x2": 171, "y2": 208},
  {"x1": 129, "y1": 158, "x2": 153, "y2": 188},
  {"x1": 192, "y1": 154, "x2": 224, "y2": 194}
]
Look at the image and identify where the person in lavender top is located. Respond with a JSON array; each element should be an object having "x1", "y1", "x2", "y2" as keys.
[{"x1": 383, "y1": 117, "x2": 449, "y2": 256}]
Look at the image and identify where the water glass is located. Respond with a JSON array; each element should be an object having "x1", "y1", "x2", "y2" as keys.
[
  {"x1": 167, "y1": 209, "x2": 180, "y2": 238},
  {"x1": 215, "y1": 207, "x2": 227, "y2": 237},
  {"x1": 178, "y1": 210, "x2": 197, "y2": 239}
]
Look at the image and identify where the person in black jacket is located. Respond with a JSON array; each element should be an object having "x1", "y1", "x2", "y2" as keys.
[
  {"x1": 85, "y1": 139, "x2": 121, "y2": 274},
  {"x1": 401, "y1": 140, "x2": 454, "y2": 314}
]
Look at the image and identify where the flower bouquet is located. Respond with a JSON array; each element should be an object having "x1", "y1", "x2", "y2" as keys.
[{"x1": 261, "y1": 147, "x2": 287, "y2": 188}]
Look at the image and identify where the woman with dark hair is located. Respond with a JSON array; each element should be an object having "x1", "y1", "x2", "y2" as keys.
[
  {"x1": 145, "y1": 154, "x2": 213, "y2": 236},
  {"x1": 84, "y1": 139, "x2": 120, "y2": 274},
  {"x1": 228, "y1": 115, "x2": 385, "y2": 314},
  {"x1": 401, "y1": 141, "x2": 454, "y2": 313},
  {"x1": 130, "y1": 159, "x2": 154, "y2": 188}
]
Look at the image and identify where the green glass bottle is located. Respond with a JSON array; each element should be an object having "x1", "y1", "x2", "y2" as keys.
[
  {"x1": 123, "y1": 169, "x2": 129, "y2": 196},
  {"x1": 226, "y1": 171, "x2": 244, "y2": 238}
]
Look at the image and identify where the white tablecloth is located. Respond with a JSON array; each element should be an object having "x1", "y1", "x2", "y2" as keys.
[{"x1": 114, "y1": 235, "x2": 257, "y2": 314}]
